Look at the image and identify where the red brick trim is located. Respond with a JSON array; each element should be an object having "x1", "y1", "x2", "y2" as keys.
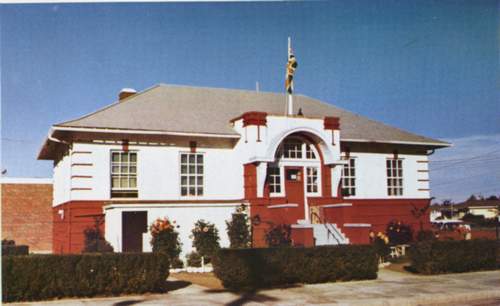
[
  {"x1": 189, "y1": 141, "x2": 197, "y2": 153},
  {"x1": 71, "y1": 187, "x2": 92, "y2": 191},
  {"x1": 241, "y1": 112, "x2": 268, "y2": 127},
  {"x1": 324, "y1": 116, "x2": 340, "y2": 130},
  {"x1": 71, "y1": 163, "x2": 93, "y2": 167},
  {"x1": 417, "y1": 160, "x2": 429, "y2": 163},
  {"x1": 71, "y1": 151, "x2": 92, "y2": 155},
  {"x1": 417, "y1": 170, "x2": 429, "y2": 173},
  {"x1": 418, "y1": 188, "x2": 430, "y2": 191},
  {"x1": 71, "y1": 175, "x2": 93, "y2": 179},
  {"x1": 418, "y1": 179, "x2": 430, "y2": 182}
]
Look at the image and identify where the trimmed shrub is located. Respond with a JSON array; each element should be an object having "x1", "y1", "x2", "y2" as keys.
[
  {"x1": 386, "y1": 220, "x2": 413, "y2": 245},
  {"x1": 409, "y1": 239, "x2": 499, "y2": 274},
  {"x1": 170, "y1": 257, "x2": 184, "y2": 269},
  {"x1": 373, "y1": 237, "x2": 390, "y2": 260},
  {"x1": 265, "y1": 224, "x2": 292, "y2": 247},
  {"x1": 226, "y1": 206, "x2": 251, "y2": 248},
  {"x1": 213, "y1": 245, "x2": 378, "y2": 290},
  {"x1": 191, "y1": 220, "x2": 220, "y2": 262},
  {"x1": 416, "y1": 230, "x2": 436, "y2": 242},
  {"x1": 83, "y1": 228, "x2": 114, "y2": 253},
  {"x1": 186, "y1": 251, "x2": 202, "y2": 267},
  {"x1": 2, "y1": 240, "x2": 29, "y2": 256},
  {"x1": 2, "y1": 253, "x2": 169, "y2": 302},
  {"x1": 150, "y1": 217, "x2": 182, "y2": 260}
]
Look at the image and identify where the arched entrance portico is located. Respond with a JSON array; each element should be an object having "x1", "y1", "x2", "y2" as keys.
[{"x1": 266, "y1": 133, "x2": 323, "y2": 223}]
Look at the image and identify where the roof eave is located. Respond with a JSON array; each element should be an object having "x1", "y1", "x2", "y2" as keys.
[{"x1": 341, "y1": 138, "x2": 451, "y2": 148}]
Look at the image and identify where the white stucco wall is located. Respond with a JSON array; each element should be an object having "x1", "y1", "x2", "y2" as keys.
[
  {"x1": 104, "y1": 203, "x2": 240, "y2": 257},
  {"x1": 53, "y1": 153, "x2": 71, "y2": 206},
  {"x1": 343, "y1": 152, "x2": 430, "y2": 200},
  {"x1": 52, "y1": 142, "x2": 244, "y2": 205}
]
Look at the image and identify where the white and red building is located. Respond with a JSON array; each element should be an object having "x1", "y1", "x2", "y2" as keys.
[{"x1": 38, "y1": 84, "x2": 449, "y2": 254}]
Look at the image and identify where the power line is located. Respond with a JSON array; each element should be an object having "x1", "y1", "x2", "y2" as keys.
[
  {"x1": 432, "y1": 157, "x2": 500, "y2": 171},
  {"x1": 429, "y1": 148, "x2": 500, "y2": 170},
  {"x1": 431, "y1": 153, "x2": 500, "y2": 164}
]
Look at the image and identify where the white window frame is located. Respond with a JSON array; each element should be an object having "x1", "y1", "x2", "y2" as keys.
[
  {"x1": 341, "y1": 157, "x2": 356, "y2": 197},
  {"x1": 267, "y1": 165, "x2": 284, "y2": 197},
  {"x1": 277, "y1": 138, "x2": 320, "y2": 161},
  {"x1": 110, "y1": 150, "x2": 138, "y2": 198},
  {"x1": 386, "y1": 158, "x2": 404, "y2": 196},
  {"x1": 180, "y1": 152, "x2": 205, "y2": 197},
  {"x1": 306, "y1": 166, "x2": 320, "y2": 195}
]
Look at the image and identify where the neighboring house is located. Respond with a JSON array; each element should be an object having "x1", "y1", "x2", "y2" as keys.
[
  {"x1": 455, "y1": 199, "x2": 500, "y2": 219},
  {"x1": 429, "y1": 204, "x2": 467, "y2": 222},
  {"x1": 1, "y1": 177, "x2": 53, "y2": 253},
  {"x1": 38, "y1": 84, "x2": 449, "y2": 255}
]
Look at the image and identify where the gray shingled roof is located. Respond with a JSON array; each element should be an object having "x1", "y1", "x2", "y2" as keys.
[{"x1": 56, "y1": 84, "x2": 449, "y2": 146}]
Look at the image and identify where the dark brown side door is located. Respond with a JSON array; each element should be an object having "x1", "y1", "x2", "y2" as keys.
[{"x1": 122, "y1": 211, "x2": 148, "y2": 252}]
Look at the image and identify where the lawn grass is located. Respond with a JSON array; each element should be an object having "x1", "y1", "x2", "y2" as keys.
[{"x1": 171, "y1": 272, "x2": 224, "y2": 290}]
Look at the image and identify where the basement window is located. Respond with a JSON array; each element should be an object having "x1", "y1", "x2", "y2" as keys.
[
  {"x1": 110, "y1": 151, "x2": 138, "y2": 198},
  {"x1": 387, "y1": 159, "x2": 403, "y2": 196}
]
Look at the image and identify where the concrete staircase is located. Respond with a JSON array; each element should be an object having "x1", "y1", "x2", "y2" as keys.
[{"x1": 312, "y1": 223, "x2": 350, "y2": 245}]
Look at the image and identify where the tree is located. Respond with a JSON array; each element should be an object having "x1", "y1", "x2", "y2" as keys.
[
  {"x1": 226, "y1": 205, "x2": 251, "y2": 248},
  {"x1": 150, "y1": 217, "x2": 182, "y2": 260},
  {"x1": 191, "y1": 220, "x2": 220, "y2": 261},
  {"x1": 83, "y1": 215, "x2": 113, "y2": 253}
]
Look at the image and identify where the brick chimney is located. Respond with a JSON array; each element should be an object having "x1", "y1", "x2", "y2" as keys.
[{"x1": 118, "y1": 88, "x2": 137, "y2": 101}]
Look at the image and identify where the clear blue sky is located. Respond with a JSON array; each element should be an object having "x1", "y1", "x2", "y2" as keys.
[{"x1": 1, "y1": 1, "x2": 499, "y2": 202}]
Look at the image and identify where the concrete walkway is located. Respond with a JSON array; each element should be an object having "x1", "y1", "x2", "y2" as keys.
[{"x1": 8, "y1": 268, "x2": 500, "y2": 306}]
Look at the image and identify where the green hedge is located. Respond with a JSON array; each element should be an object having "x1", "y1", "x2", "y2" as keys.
[
  {"x1": 409, "y1": 239, "x2": 499, "y2": 274},
  {"x1": 213, "y1": 245, "x2": 378, "y2": 290},
  {"x1": 2, "y1": 253, "x2": 170, "y2": 303},
  {"x1": 2, "y1": 244, "x2": 29, "y2": 256}
]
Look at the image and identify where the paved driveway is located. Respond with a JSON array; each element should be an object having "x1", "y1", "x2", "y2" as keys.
[{"x1": 8, "y1": 269, "x2": 500, "y2": 306}]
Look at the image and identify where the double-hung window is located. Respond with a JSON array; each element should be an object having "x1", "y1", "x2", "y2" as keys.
[
  {"x1": 387, "y1": 159, "x2": 403, "y2": 196},
  {"x1": 306, "y1": 167, "x2": 319, "y2": 193},
  {"x1": 111, "y1": 151, "x2": 138, "y2": 198},
  {"x1": 180, "y1": 153, "x2": 204, "y2": 196},
  {"x1": 341, "y1": 158, "x2": 356, "y2": 196},
  {"x1": 268, "y1": 167, "x2": 282, "y2": 194}
]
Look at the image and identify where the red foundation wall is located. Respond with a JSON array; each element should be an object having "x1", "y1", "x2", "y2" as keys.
[{"x1": 52, "y1": 201, "x2": 106, "y2": 254}]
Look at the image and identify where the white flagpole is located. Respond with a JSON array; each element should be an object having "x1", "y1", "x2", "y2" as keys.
[{"x1": 287, "y1": 37, "x2": 293, "y2": 116}]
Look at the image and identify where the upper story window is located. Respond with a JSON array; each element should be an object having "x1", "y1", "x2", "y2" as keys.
[
  {"x1": 306, "y1": 167, "x2": 319, "y2": 193},
  {"x1": 111, "y1": 151, "x2": 138, "y2": 198},
  {"x1": 180, "y1": 153, "x2": 204, "y2": 196},
  {"x1": 278, "y1": 139, "x2": 318, "y2": 160},
  {"x1": 283, "y1": 141, "x2": 303, "y2": 159},
  {"x1": 387, "y1": 159, "x2": 403, "y2": 196},
  {"x1": 341, "y1": 158, "x2": 356, "y2": 196},
  {"x1": 267, "y1": 166, "x2": 282, "y2": 194}
]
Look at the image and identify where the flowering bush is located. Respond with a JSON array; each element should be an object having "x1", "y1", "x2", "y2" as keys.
[
  {"x1": 226, "y1": 205, "x2": 251, "y2": 248},
  {"x1": 386, "y1": 220, "x2": 413, "y2": 245},
  {"x1": 265, "y1": 224, "x2": 292, "y2": 247},
  {"x1": 150, "y1": 217, "x2": 182, "y2": 260},
  {"x1": 191, "y1": 220, "x2": 220, "y2": 261}
]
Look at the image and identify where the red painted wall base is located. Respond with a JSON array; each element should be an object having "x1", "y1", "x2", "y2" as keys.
[{"x1": 52, "y1": 201, "x2": 105, "y2": 254}]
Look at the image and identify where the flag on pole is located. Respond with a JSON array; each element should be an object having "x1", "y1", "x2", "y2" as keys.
[{"x1": 285, "y1": 46, "x2": 298, "y2": 94}]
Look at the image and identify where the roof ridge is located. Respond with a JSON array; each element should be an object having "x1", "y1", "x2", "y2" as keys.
[{"x1": 156, "y1": 83, "x2": 286, "y2": 97}]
